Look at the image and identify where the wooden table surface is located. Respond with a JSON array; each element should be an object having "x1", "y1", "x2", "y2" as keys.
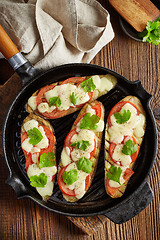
[{"x1": 0, "y1": 1, "x2": 160, "y2": 239}]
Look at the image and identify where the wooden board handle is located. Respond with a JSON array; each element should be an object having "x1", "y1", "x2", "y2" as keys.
[
  {"x1": 0, "y1": 25, "x2": 19, "y2": 60},
  {"x1": 108, "y1": 0, "x2": 160, "y2": 32}
]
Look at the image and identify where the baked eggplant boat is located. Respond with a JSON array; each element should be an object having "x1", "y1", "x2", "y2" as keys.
[
  {"x1": 58, "y1": 100, "x2": 104, "y2": 202},
  {"x1": 105, "y1": 96, "x2": 146, "y2": 198},
  {"x1": 26, "y1": 74, "x2": 117, "y2": 119},
  {"x1": 21, "y1": 113, "x2": 57, "y2": 200}
]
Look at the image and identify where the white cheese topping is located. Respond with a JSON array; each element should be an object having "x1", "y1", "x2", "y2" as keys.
[
  {"x1": 44, "y1": 83, "x2": 90, "y2": 111},
  {"x1": 65, "y1": 163, "x2": 89, "y2": 199},
  {"x1": 70, "y1": 129, "x2": 95, "y2": 161},
  {"x1": 22, "y1": 120, "x2": 49, "y2": 153},
  {"x1": 61, "y1": 148, "x2": 72, "y2": 166},
  {"x1": 32, "y1": 153, "x2": 39, "y2": 164},
  {"x1": 27, "y1": 163, "x2": 57, "y2": 198},
  {"x1": 23, "y1": 119, "x2": 38, "y2": 132},
  {"x1": 37, "y1": 102, "x2": 56, "y2": 113},
  {"x1": 109, "y1": 103, "x2": 141, "y2": 144},
  {"x1": 92, "y1": 74, "x2": 117, "y2": 93},
  {"x1": 28, "y1": 96, "x2": 37, "y2": 111},
  {"x1": 36, "y1": 126, "x2": 49, "y2": 149},
  {"x1": 112, "y1": 144, "x2": 132, "y2": 166}
]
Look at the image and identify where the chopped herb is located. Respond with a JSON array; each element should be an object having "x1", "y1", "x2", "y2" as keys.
[
  {"x1": 122, "y1": 139, "x2": 138, "y2": 155},
  {"x1": 27, "y1": 127, "x2": 43, "y2": 145},
  {"x1": 114, "y1": 109, "x2": 131, "y2": 124},
  {"x1": 80, "y1": 77, "x2": 96, "y2": 92},
  {"x1": 80, "y1": 113, "x2": 99, "y2": 130},
  {"x1": 138, "y1": 16, "x2": 160, "y2": 45},
  {"x1": 39, "y1": 152, "x2": 56, "y2": 168},
  {"x1": 70, "y1": 92, "x2": 78, "y2": 105},
  {"x1": 62, "y1": 169, "x2": 78, "y2": 185},
  {"x1": 77, "y1": 157, "x2": 93, "y2": 173},
  {"x1": 70, "y1": 140, "x2": 90, "y2": 151},
  {"x1": 30, "y1": 173, "x2": 47, "y2": 188},
  {"x1": 49, "y1": 96, "x2": 61, "y2": 107},
  {"x1": 106, "y1": 166, "x2": 122, "y2": 184}
]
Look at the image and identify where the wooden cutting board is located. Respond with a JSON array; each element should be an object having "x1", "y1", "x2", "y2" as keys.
[{"x1": 0, "y1": 71, "x2": 108, "y2": 235}]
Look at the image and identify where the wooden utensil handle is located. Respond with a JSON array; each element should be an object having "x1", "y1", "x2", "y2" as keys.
[
  {"x1": 108, "y1": 0, "x2": 160, "y2": 32},
  {"x1": 0, "y1": 24, "x2": 19, "y2": 60}
]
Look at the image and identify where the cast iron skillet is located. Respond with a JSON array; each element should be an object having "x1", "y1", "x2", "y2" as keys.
[{"x1": 0, "y1": 25, "x2": 158, "y2": 224}]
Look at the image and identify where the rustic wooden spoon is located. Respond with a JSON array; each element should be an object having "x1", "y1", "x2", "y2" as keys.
[{"x1": 109, "y1": 0, "x2": 160, "y2": 32}]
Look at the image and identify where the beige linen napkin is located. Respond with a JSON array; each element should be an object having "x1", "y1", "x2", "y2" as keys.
[{"x1": 0, "y1": 0, "x2": 114, "y2": 70}]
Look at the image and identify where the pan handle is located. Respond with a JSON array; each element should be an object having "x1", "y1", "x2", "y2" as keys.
[
  {"x1": 6, "y1": 174, "x2": 29, "y2": 199},
  {"x1": 103, "y1": 180, "x2": 153, "y2": 224},
  {"x1": 0, "y1": 24, "x2": 39, "y2": 86}
]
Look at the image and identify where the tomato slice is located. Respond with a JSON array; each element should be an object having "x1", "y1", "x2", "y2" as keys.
[
  {"x1": 61, "y1": 76, "x2": 86, "y2": 85},
  {"x1": 106, "y1": 179, "x2": 120, "y2": 196},
  {"x1": 109, "y1": 135, "x2": 139, "y2": 165},
  {"x1": 123, "y1": 168, "x2": 134, "y2": 181},
  {"x1": 21, "y1": 126, "x2": 55, "y2": 155},
  {"x1": 64, "y1": 128, "x2": 96, "y2": 159},
  {"x1": 36, "y1": 84, "x2": 56, "y2": 107},
  {"x1": 25, "y1": 153, "x2": 33, "y2": 171},
  {"x1": 58, "y1": 164, "x2": 91, "y2": 196},
  {"x1": 108, "y1": 101, "x2": 139, "y2": 127},
  {"x1": 91, "y1": 103, "x2": 102, "y2": 119}
]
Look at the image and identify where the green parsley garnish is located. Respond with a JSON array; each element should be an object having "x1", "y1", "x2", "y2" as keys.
[
  {"x1": 80, "y1": 113, "x2": 99, "y2": 130},
  {"x1": 122, "y1": 139, "x2": 138, "y2": 155},
  {"x1": 114, "y1": 109, "x2": 131, "y2": 124},
  {"x1": 138, "y1": 16, "x2": 160, "y2": 45},
  {"x1": 70, "y1": 140, "x2": 90, "y2": 151},
  {"x1": 49, "y1": 96, "x2": 61, "y2": 107},
  {"x1": 39, "y1": 152, "x2": 56, "y2": 168},
  {"x1": 27, "y1": 127, "x2": 43, "y2": 145},
  {"x1": 80, "y1": 77, "x2": 96, "y2": 92},
  {"x1": 30, "y1": 173, "x2": 47, "y2": 188},
  {"x1": 77, "y1": 157, "x2": 93, "y2": 173},
  {"x1": 106, "y1": 166, "x2": 122, "y2": 184},
  {"x1": 62, "y1": 169, "x2": 78, "y2": 185},
  {"x1": 70, "y1": 92, "x2": 78, "y2": 105}
]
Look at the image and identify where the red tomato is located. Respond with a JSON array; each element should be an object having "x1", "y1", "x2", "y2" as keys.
[
  {"x1": 106, "y1": 179, "x2": 120, "y2": 196},
  {"x1": 109, "y1": 135, "x2": 139, "y2": 165},
  {"x1": 123, "y1": 168, "x2": 134, "y2": 181},
  {"x1": 36, "y1": 84, "x2": 56, "y2": 107},
  {"x1": 21, "y1": 126, "x2": 55, "y2": 155},
  {"x1": 61, "y1": 76, "x2": 86, "y2": 85},
  {"x1": 58, "y1": 165, "x2": 91, "y2": 196},
  {"x1": 25, "y1": 153, "x2": 33, "y2": 171},
  {"x1": 108, "y1": 101, "x2": 139, "y2": 127},
  {"x1": 64, "y1": 129, "x2": 96, "y2": 159}
]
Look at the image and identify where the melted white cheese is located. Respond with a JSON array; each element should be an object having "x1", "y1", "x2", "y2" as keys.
[
  {"x1": 44, "y1": 83, "x2": 90, "y2": 111},
  {"x1": 36, "y1": 126, "x2": 49, "y2": 149},
  {"x1": 92, "y1": 74, "x2": 117, "y2": 92},
  {"x1": 109, "y1": 103, "x2": 141, "y2": 144},
  {"x1": 112, "y1": 144, "x2": 132, "y2": 166},
  {"x1": 65, "y1": 163, "x2": 89, "y2": 199},
  {"x1": 61, "y1": 148, "x2": 72, "y2": 166},
  {"x1": 23, "y1": 119, "x2": 38, "y2": 132},
  {"x1": 27, "y1": 163, "x2": 57, "y2": 198},
  {"x1": 70, "y1": 129, "x2": 95, "y2": 162},
  {"x1": 22, "y1": 120, "x2": 49, "y2": 153},
  {"x1": 28, "y1": 96, "x2": 37, "y2": 111},
  {"x1": 37, "y1": 102, "x2": 56, "y2": 113}
]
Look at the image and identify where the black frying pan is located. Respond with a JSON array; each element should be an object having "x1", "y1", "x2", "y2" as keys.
[{"x1": 0, "y1": 25, "x2": 158, "y2": 224}]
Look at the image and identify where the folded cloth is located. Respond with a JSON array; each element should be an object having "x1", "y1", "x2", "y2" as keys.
[{"x1": 0, "y1": 0, "x2": 114, "y2": 70}]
